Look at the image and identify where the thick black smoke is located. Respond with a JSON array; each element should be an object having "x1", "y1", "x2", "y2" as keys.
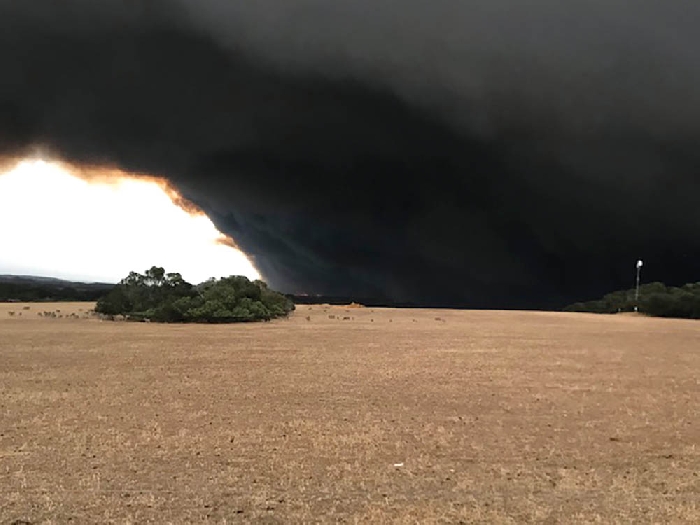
[{"x1": 1, "y1": 0, "x2": 699, "y2": 308}]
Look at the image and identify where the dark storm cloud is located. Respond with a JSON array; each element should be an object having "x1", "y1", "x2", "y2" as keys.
[{"x1": 1, "y1": 0, "x2": 699, "y2": 307}]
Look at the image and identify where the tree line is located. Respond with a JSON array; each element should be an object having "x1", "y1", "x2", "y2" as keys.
[
  {"x1": 95, "y1": 267, "x2": 295, "y2": 323},
  {"x1": 565, "y1": 282, "x2": 700, "y2": 319}
]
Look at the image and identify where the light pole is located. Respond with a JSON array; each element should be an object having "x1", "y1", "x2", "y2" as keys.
[{"x1": 634, "y1": 259, "x2": 643, "y2": 312}]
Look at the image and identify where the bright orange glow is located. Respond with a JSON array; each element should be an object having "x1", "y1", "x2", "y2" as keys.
[{"x1": 0, "y1": 159, "x2": 261, "y2": 284}]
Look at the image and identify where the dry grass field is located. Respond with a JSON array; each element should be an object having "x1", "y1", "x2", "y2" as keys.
[{"x1": 1, "y1": 302, "x2": 699, "y2": 523}]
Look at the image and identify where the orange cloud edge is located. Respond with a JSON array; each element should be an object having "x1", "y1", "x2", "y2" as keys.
[{"x1": 0, "y1": 153, "x2": 240, "y2": 251}]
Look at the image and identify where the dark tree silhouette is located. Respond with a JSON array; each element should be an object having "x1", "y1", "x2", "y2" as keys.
[{"x1": 96, "y1": 267, "x2": 294, "y2": 323}]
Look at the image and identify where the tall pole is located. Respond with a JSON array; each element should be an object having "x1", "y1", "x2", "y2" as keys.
[{"x1": 635, "y1": 259, "x2": 643, "y2": 312}]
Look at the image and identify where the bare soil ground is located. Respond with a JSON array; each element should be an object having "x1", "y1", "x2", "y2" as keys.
[{"x1": 1, "y1": 302, "x2": 699, "y2": 523}]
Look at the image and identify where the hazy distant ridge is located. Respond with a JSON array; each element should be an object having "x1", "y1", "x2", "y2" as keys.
[{"x1": 0, "y1": 275, "x2": 113, "y2": 302}]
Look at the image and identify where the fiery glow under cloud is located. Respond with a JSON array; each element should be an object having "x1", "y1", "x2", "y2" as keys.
[{"x1": 0, "y1": 159, "x2": 261, "y2": 284}]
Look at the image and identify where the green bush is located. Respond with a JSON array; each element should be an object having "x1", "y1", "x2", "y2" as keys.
[
  {"x1": 95, "y1": 267, "x2": 294, "y2": 323},
  {"x1": 565, "y1": 281, "x2": 700, "y2": 319}
]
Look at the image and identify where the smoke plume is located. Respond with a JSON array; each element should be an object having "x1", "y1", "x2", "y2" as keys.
[{"x1": 1, "y1": 0, "x2": 699, "y2": 307}]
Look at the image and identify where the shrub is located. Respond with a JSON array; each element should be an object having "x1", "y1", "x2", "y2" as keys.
[
  {"x1": 95, "y1": 267, "x2": 294, "y2": 324},
  {"x1": 565, "y1": 281, "x2": 700, "y2": 319}
]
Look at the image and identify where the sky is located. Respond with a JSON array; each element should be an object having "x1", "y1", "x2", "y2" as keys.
[
  {"x1": 0, "y1": 0, "x2": 698, "y2": 307},
  {"x1": 0, "y1": 160, "x2": 260, "y2": 284}
]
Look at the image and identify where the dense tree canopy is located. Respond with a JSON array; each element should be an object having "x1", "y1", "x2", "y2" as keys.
[
  {"x1": 565, "y1": 282, "x2": 700, "y2": 320},
  {"x1": 96, "y1": 267, "x2": 295, "y2": 323}
]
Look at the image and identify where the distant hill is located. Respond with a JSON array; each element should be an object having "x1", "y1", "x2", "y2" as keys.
[{"x1": 0, "y1": 275, "x2": 113, "y2": 302}]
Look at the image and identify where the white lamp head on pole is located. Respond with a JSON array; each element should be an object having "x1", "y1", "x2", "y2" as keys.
[{"x1": 637, "y1": 260, "x2": 643, "y2": 269}]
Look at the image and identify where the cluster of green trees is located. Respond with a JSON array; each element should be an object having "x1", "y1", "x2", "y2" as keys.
[
  {"x1": 565, "y1": 282, "x2": 700, "y2": 319},
  {"x1": 96, "y1": 267, "x2": 295, "y2": 323}
]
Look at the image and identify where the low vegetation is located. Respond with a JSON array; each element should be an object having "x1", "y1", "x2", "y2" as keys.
[
  {"x1": 95, "y1": 267, "x2": 294, "y2": 323},
  {"x1": 565, "y1": 281, "x2": 700, "y2": 319}
]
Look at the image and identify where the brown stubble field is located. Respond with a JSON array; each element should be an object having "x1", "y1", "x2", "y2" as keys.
[{"x1": 1, "y1": 302, "x2": 699, "y2": 524}]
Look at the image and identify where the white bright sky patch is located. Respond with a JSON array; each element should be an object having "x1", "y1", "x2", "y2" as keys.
[{"x1": 0, "y1": 159, "x2": 261, "y2": 284}]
